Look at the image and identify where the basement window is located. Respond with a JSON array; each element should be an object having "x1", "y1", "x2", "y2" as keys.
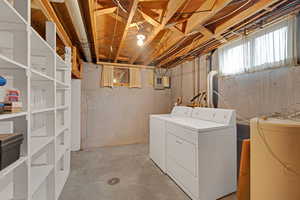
[
  {"x1": 219, "y1": 17, "x2": 297, "y2": 76},
  {"x1": 113, "y1": 68, "x2": 129, "y2": 87}
]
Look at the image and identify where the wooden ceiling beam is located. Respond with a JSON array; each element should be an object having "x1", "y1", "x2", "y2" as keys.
[
  {"x1": 139, "y1": 7, "x2": 160, "y2": 18},
  {"x1": 34, "y1": 0, "x2": 72, "y2": 47},
  {"x1": 214, "y1": 0, "x2": 279, "y2": 36},
  {"x1": 159, "y1": 0, "x2": 282, "y2": 67},
  {"x1": 184, "y1": 0, "x2": 223, "y2": 34},
  {"x1": 95, "y1": 6, "x2": 117, "y2": 16},
  {"x1": 109, "y1": 13, "x2": 127, "y2": 23},
  {"x1": 139, "y1": 8, "x2": 160, "y2": 27},
  {"x1": 144, "y1": 0, "x2": 232, "y2": 65},
  {"x1": 129, "y1": 0, "x2": 189, "y2": 64},
  {"x1": 139, "y1": 1, "x2": 168, "y2": 9},
  {"x1": 144, "y1": 29, "x2": 173, "y2": 64},
  {"x1": 114, "y1": 0, "x2": 140, "y2": 62}
]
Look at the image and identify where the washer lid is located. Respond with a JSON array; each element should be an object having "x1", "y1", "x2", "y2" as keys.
[{"x1": 168, "y1": 117, "x2": 229, "y2": 133}]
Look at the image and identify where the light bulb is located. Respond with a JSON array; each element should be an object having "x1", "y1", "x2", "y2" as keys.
[
  {"x1": 137, "y1": 34, "x2": 146, "y2": 40},
  {"x1": 137, "y1": 39, "x2": 144, "y2": 46}
]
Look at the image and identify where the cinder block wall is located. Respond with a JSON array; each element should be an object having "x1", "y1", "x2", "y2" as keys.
[
  {"x1": 81, "y1": 63, "x2": 172, "y2": 149},
  {"x1": 171, "y1": 53, "x2": 300, "y2": 122}
]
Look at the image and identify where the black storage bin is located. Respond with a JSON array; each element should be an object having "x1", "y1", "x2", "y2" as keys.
[{"x1": 0, "y1": 134, "x2": 24, "y2": 170}]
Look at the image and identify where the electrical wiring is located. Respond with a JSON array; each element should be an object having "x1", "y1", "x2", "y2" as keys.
[
  {"x1": 204, "y1": 0, "x2": 252, "y2": 26},
  {"x1": 155, "y1": 31, "x2": 199, "y2": 62},
  {"x1": 174, "y1": 0, "x2": 217, "y2": 16},
  {"x1": 159, "y1": 33, "x2": 202, "y2": 67},
  {"x1": 163, "y1": 0, "x2": 300, "y2": 68},
  {"x1": 151, "y1": 1, "x2": 192, "y2": 62},
  {"x1": 154, "y1": 0, "x2": 252, "y2": 65},
  {"x1": 112, "y1": 0, "x2": 128, "y2": 13}
]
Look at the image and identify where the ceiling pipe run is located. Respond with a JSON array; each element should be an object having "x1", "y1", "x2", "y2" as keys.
[{"x1": 50, "y1": 0, "x2": 92, "y2": 62}]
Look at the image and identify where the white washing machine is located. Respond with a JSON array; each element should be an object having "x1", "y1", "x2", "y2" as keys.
[{"x1": 150, "y1": 107, "x2": 237, "y2": 200}]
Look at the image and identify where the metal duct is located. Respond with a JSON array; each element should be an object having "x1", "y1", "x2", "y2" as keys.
[{"x1": 50, "y1": 0, "x2": 92, "y2": 62}]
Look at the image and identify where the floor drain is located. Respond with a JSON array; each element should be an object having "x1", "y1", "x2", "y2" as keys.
[{"x1": 107, "y1": 177, "x2": 120, "y2": 185}]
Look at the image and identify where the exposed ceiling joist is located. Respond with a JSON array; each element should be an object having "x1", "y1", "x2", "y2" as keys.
[
  {"x1": 114, "y1": 0, "x2": 140, "y2": 62},
  {"x1": 34, "y1": 0, "x2": 72, "y2": 46},
  {"x1": 129, "y1": 0, "x2": 189, "y2": 64},
  {"x1": 109, "y1": 13, "x2": 127, "y2": 23},
  {"x1": 139, "y1": 8, "x2": 160, "y2": 27},
  {"x1": 84, "y1": 0, "x2": 297, "y2": 67},
  {"x1": 145, "y1": 0, "x2": 232, "y2": 65},
  {"x1": 95, "y1": 6, "x2": 117, "y2": 16},
  {"x1": 214, "y1": 0, "x2": 279, "y2": 36},
  {"x1": 184, "y1": 0, "x2": 222, "y2": 34},
  {"x1": 139, "y1": 0, "x2": 168, "y2": 9},
  {"x1": 160, "y1": 0, "x2": 283, "y2": 67}
]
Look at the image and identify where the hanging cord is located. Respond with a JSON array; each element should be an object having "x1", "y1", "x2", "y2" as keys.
[{"x1": 256, "y1": 118, "x2": 299, "y2": 175}]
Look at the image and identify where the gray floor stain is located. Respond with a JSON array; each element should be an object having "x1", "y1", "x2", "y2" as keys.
[{"x1": 59, "y1": 144, "x2": 236, "y2": 200}]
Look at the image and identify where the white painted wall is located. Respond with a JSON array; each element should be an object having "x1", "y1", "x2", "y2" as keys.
[
  {"x1": 71, "y1": 79, "x2": 81, "y2": 151},
  {"x1": 81, "y1": 63, "x2": 172, "y2": 149}
]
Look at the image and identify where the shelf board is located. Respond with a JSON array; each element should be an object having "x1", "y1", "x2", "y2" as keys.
[
  {"x1": 56, "y1": 87, "x2": 70, "y2": 91},
  {"x1": 56, "y1": 105, "x2": 68, "y2": 110},
  {"x1": 0, "y1": 0, "x2": 28, "y2": 26},
  {"x1": 0, "y1": 112, "x2": 27, "y2": 120},
  {"x1": 56, "y1": 54, "x2": 68, "y2": 68},
  {"x1": 0, "y1": 54, "x2": 28, "y2": 70},
  {"x1": 31, "y1": 69, "x2": 55, "y2": 82},
  {"x1": 0, "y1": 156, "x2": 27, "y2": 178},
  {"x1": 31, "y1": 136, "x2": 54, "y2": 156},
  {"x1": 31, "y1": 165, "x2": 54, "y2": 195},
  {"x1": 56, "y1": 127, "x2": 68, "y2": 137},
  {"x1": 31, "y1": 107, "x2": 55, "y2": 115},
  {"x1": 30, "y1": 27, "x2": 54, "y2": 54},
  {"x1": 56, "y1": 67, "x2": 69, "y2": 71},
  {"x1": 56, "y1": 80, "x2": 70, "y2": 88}
]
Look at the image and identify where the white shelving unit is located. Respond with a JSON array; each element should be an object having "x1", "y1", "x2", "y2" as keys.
[{"x1": 0, "y1": 1, "x2": 72, "y2": 200}]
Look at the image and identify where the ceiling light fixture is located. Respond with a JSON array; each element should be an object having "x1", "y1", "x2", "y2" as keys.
[{"x1": 137, "y1": 34, "x2": 146, "y2": 47}]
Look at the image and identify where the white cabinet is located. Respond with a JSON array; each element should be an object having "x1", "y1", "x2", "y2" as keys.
[
  {"x1": 150, "y1": 107, "x2": 237, "y2": 200},
  {"x1": 149, "y1": 116, "x2": 166, "y2": 172}
]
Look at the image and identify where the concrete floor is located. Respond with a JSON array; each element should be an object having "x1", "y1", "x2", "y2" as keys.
[{"x1": 59, "y1": 144, "x2": 236, "y2": 200}]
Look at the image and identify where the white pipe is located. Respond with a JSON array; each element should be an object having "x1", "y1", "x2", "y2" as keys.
[
  {"x1": 50, "y1": 0, "x2": 65, "y2": 3},
  {"x1": 63, "y1": 0, "x2": 92, "y2": 62},
  {"x1": 207, "y1": 70, "x2": 218, "y2": 108}
]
